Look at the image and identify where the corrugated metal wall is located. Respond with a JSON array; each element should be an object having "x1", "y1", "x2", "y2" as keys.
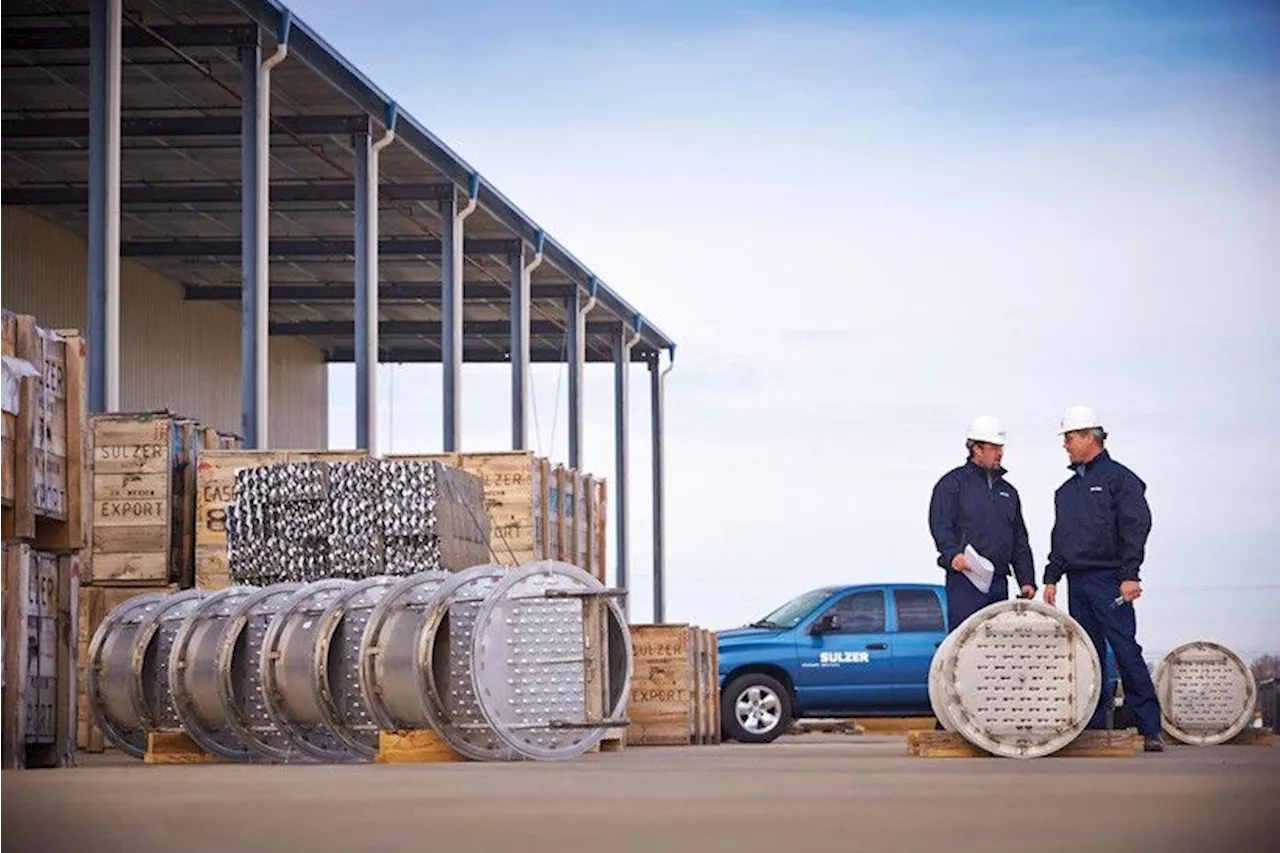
[{"x1": 2, "y1": 207, "x2": 328, "y2": 449}]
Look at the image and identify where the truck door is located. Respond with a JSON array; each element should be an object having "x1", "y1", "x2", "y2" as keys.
[
  {"x1": 794, "y1": 589, "x2": 894, "y2": 713},
  {"x1": 889, "y1": 587, "x2": 947, "y2": 712}
]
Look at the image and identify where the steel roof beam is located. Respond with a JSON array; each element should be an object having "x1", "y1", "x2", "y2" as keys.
[
  {"x1": 183, "y1": 283, "x2": 574, "y2": 302},
  {"x1": 121, "y1": 237, "x2": 519, "y2": 257},
  {"x1": 3, "y1": 24, "x2": 260, "y2": 51},
  {"x1": 324, "y1": 346, "x2": 654, "y2": 364},
  {"x1": 271, "y1": 319, "x2": 618, "y2": 337},
  {"x1": 3, "y1": 181, "x2": 455, "y2": 206},
  {"x1": 2, "y1": 114, "x2": 371, "y2": 139}
]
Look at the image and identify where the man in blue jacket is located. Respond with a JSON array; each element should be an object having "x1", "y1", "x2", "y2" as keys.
[
  {"x1": 1042, "y1": 405, "x2": 1164, "y2": 752},
  {"x1": 929, "y1": 415, "x2": 1037, "y2": 633}
]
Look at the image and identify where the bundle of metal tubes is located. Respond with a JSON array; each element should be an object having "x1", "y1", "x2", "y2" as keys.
[
  {"x1": 86, "y1": 561, "x2": 632, "y2": 764},
  {"x1": 225, "y1": 458, "x2": 492, "y2": 585}
]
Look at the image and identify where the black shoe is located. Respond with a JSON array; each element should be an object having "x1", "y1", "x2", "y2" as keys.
[{"x1": 1143, "y1": 735, "x2": 1165, "y2": 752}]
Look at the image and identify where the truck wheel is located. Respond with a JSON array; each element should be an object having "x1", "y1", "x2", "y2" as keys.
[{"x1": 721, "y1": 673, "x2": 791, "y2": 743}]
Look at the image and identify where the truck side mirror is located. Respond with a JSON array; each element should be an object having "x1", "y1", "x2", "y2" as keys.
[{"x1": 810, "y1": 613, "x2": 840, "y2": 635}]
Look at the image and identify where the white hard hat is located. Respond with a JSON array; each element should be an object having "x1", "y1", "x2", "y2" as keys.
[
  {"x1": 1059, "y1": 405, "x2": 1103, "y2": 434},
  {"x1": 966, "y1": 415, "x2": 1006, "y2": 446}
]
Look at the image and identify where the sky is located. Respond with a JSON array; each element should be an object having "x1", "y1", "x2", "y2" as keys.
[{"x1": 295, "y1": 0, "x2": 1280, "y2": 663}]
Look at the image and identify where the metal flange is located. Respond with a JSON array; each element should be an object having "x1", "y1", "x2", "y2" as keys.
[
  {"x1": 1156, "y1": 640, "x2": 1257, "y2": 746},
  {"x1": 417, "y1": 564, "x2": 518, "y2": 761},
  {"x1": 215, "y1": 582, "x2": 305, "y2": 762},
  {"x1": 86, "y1": 591, "x2": 173, "y2": 758},
  {"x1": 471, "y1": 560, "x2": 633, "y2": 761},
  {"x1": 168, "y1": 586, "x2": 259, "y2": 761},
  {"x1": 357, "y1": 569, "x2": 451, "y2": 731},
  {"x1": 129, "y1": 589, "x2": 211, "y2": 732},
  {"x1": 928, "y1": 599, "x2": 1101, "y2": 759},
  {"x1": 259, "y1": 578, "x2": 360, "y2": 762},
  {"x1": 312, "y1": 575, "x2": 399, "y2": 759}
]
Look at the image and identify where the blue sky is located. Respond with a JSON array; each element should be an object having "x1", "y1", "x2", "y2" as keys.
[{"x1": 296, "y1": 0, "x2": 1280, "y2": 661}]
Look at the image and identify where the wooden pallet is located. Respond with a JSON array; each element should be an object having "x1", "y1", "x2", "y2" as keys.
[
  {"x1": 1227, "y1": 727, "x2": 1274, "y2": 746},
  {"x1": 143, "y1": 730, "x2": 221, "y2": 764},
  {"x1": 907, "y1": 728, "x2": 1143, "y2": 758},
  {"x1": 857, "y1": 716, "x2": 937, "y2": 735},
  {"x1": 374, "y1": 730, "x2": 469, "y2": 764},
  {"x1": 789, "y1": 719, "x2": 867, "y2": 736}
]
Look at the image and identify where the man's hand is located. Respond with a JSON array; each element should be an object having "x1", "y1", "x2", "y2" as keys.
[
  {"x1": 951, "y1": 553, "x2": 968, "y2": 572},
  {"x1": 1043, "y1": 584, "x2": 1057, "y2": 607},
  {"x1": 1120, "y1": 580, "x2": 1142, "y2": 602},
  {"x1": 1019, "y1": 585, "x2": 1036, "y2": 600}
]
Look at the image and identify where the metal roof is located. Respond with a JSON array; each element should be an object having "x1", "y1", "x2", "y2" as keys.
[{"x1": 1, "y1": 0, "x2": 675, "y2": 364}]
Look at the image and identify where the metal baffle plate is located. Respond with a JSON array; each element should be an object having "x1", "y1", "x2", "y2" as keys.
[
  {"x1": 259, "y1": 578, "x2": 361, "y2": 762},
  {"x1": 168, "y1": 586, "x2": 257, "y2": 761},
  {"x1": 928, "y1": 600, "x2": 1101, "y2": 759},
  {"x1": 313, "y1": 576, "x2": 399, "y2": 759},
  {"x1": 86, "y1": 591, "x2": 174, "y2": 759},
  {"x1": 1156, "y1": 641, "x2": 1258, "y2": 746},
  {"x1": 130, "y1": 590, "x2": 210, "y2": 733},
  {"x1": 215, "y1": 582, "x2": 306, "y2": 763},
  {"x1": 358, "y1": 570, "x2": 451, "y2": 731},
  {"x1": 419, "y1": 564, "x2": 518, "y2": 761},
  {"x1": 471, "y1": 561, "x2": 631, "y2": 761}
]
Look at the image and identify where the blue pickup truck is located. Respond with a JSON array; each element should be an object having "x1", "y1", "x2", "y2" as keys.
[{"x1": 715, "y1": 582, "x2": 1120, "y2": 743}]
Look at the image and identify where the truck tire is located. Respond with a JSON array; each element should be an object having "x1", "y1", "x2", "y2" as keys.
[{"x1": 721, "y1": 673, "x2": 792, "y2": 743}]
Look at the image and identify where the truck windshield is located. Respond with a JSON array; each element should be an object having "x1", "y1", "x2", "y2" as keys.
[{"x1": 752, "y1": 587, "x2": 837, "y2": 629}]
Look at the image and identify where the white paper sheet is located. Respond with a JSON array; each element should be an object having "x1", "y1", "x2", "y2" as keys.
[{"x1": 962, "y1": 545, "x2": 996, "y2": 595}]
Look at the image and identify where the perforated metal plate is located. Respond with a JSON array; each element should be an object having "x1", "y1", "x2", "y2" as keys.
[
  {"x1": 313, "y1": 576, "x2": 398, "y2": 759},
  {"x1": 216, "y1": 582, "x2": 305, "y2": 762},
  {"x1": 168, "y1": 586, "x2": 258, "y2": 761},
  {"x1": 1156, "y1": 641, "x2": 1257, "y2": 746},
  {"x1": 928, "y1": 600, "x2": 1101, "y2": 759},
  {"x1": 472, "y1": 561, "x2": 633, "y2": 761},
  {"x1": 131, "y1": 589, "x2": 210, "y2": 732},
  {"x1": 419, "y1": 564, "x2": 518, "y2": 761},
  {"x1": 359, "y1": 570, "x2": 452, "y2": 731},
  {"x1": 86, "y1": 592, "x2": 173, "y2": 759},
  {"x1": 260, "y1": 578, "x2": 360, "y2": 762}
]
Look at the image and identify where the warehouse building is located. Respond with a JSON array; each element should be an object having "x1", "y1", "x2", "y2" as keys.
[{"x1": 3, "y1": 0, "x2": 677, "y2": 614}]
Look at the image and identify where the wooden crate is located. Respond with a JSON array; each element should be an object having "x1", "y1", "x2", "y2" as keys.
[
  {"x1": 192, "y1": 449, "x2": 367, "y2": 590},
  {"x1": 2, "y1": 543, "x2": 78, "y2": 769},
  {"x1": 392, "y1": 452, "x2": 608, "y2": 580},
  {"x1": 76, "y1": 582, "x2": 176, "y2": 752},
  {"x1": 1, "y1": 312, "x2": 89, "y2": 551},
  {"x1": 625, "y1": 623, "x2": 721, "y2": 747}
]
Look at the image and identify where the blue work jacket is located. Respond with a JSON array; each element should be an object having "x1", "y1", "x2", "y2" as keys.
[
  {"x1": 928, "y1": 460, "x2": 1035, "y2": 589},
  {"x1": 1044, "y1": 450, "x2": 1152, "y2": 585}
]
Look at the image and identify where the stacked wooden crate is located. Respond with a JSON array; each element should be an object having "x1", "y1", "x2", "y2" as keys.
[
  {"x1": 1, "y1": 310, "x2": 88, "y2": 768},
  {"x1": 77, "y1": 411, "x2": 240, "y2": 751},
  {"x1": 625, "y1": 624, "x2": 721, "y2": 747},
  {"x1": 390, "y1": 451, "x2": 608, "y2": 581}
]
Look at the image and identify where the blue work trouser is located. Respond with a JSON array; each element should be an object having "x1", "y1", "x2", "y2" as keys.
[
  {"x1": 945, "y1": 571, "x2": 1008, "y2": 632},
  {"x1": 1066, "y1": 569, "x2": 1162, "y2": 738}
]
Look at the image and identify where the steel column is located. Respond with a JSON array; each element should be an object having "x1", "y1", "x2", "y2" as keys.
[
  {"x1": 613, "y1": 324, "x2": 638, "y2": 616},
  {"x1": 352, "y1": 129, "x2": 375, "y2": 452},
  {"x1": 440, "y1": 188, "x2": 464, "y2": 452},
  {"x1": 565, "y1": 288, "x2": 584, "y2": 470},
  {"x1": 88, "y1": 0, "x2": 121, "y2": 413},
  {"x1": 509, "y1": 246, "x2": 531, "y2": 450},
  {"x1": 239, "y1": 42, "x2": 262, "y2": 444},
  {"x1": 649, "y1": 354, "x2": 667, "y2": 624}
]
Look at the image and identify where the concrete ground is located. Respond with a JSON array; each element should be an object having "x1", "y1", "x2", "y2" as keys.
[{"x1": 4, "y1": 735, "x2": 1278, "y2": 853}]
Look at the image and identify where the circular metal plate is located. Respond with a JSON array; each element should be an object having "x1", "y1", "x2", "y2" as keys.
[
  {"x1": 313, "y1": 575, "x2": 398, "y2": 759},
  {"x1": 928, "y1": 600, "x2": 1101, "y2": 759},
  {"x1": 472, "y1": 560, "x2": 632, "y2": 761},
  {"x1": 1156, "y1": 641, "x2": 1257, "y2": 746},
  {"x1": 216, "y1": 582, "x2": 305, "y2": 762},
  {"x1": 419, "y1": 564, "x2": 517, "y2": 761},
  {"x1": 168, "y1": 586, "x2": 258, "y2": 761},
  {"x1": 359, "y1": 570, "x2": 451, "y2": 731},
  {"x1": 130, "y1": 589, "x2": 210, "y2": 732},
  {"x1": 260, "y1": 578, "x2": 360, "y2": 762},
  {"x1": 86, "y1": 591, "x2": 173, "y2": 758}
]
